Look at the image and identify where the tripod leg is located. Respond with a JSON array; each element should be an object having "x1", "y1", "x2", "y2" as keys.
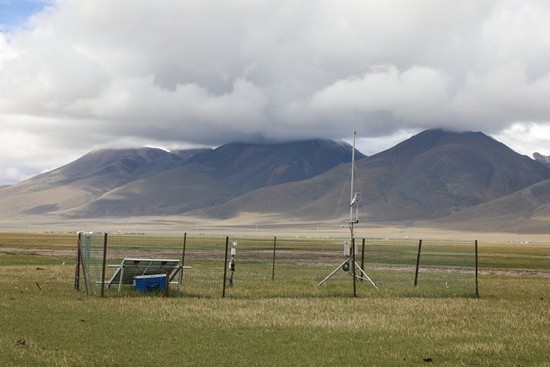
[
  {"x1": 317, "y1": 259, "x2": 349, "y2": 287},
  {"x1": 354, "y1": 262, "x2": 379, "y2": 290}
]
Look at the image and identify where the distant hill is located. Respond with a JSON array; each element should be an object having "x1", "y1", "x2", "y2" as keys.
[
  {"x1": 0, "y1": 139, "x2": 359, "y2": 218},
  {"x1": 185, "y1": 139, "x2": 361, "y2": 193},
  {"x1": 0, "y1": 147, "x2": 207, "y2": 216},
  {"x1": 435, "y1": 178, "x2": 550, "y2": 233},
  {"x1": 533, "y1": 152, "x2": 550, "y2": 167},
  {"x1": 2, "y1": 130, "x2": 550, "y2": 232},
  {"x1": 202, "y1": 130, "x2": 550, "y2": 222},
  {"x1": 355, "y1": 129, "x2": 550, "y2": 221}
]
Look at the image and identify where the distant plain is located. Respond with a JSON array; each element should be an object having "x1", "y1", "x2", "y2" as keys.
[{"x1": 1, "y1": 213, "x2": 549, "y2": 245}]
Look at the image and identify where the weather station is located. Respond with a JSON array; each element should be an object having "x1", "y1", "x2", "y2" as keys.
[{"x1": 318, "y1": 131, "x2": 378, "y2": 292}]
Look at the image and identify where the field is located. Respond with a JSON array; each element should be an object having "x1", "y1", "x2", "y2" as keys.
[{"x1": 1, "y1": 232, "x2": 549, "y2": 366}]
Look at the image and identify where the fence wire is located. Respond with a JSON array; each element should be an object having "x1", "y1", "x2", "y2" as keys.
[
  {"x1": 76, "y1": 233, "x2": 478, "y2": 298},
  {"x1": 77, "y1": 232, "x2": 104, "y2": 296}
]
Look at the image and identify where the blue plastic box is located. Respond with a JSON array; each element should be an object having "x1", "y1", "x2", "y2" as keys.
[{"x1": 133, "y1": 274, "x2": 167, "y2": 292}]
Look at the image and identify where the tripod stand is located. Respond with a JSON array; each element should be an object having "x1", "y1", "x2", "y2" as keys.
[
  {"x1": 317, "y1": 223, "x2": 378, "y2": 289},
  {"x1": 317, "y1": 131, "x2": 378, "y2": 290}
]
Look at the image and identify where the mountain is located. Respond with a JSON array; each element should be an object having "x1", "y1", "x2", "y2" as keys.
[
  {"x1": 0, "y1": 139, "x2": 359, "y2": 218},
  {"x1": 2, "y1": 129, "x2": 550, "y2": 230},
  {"x1": 201, "y1": 130, "x2": 550, "y2": 222},
  {"x1": 435, "y1": 178, "x2": 550, "y2": 232},
  {"x1": 533, "y1": 152, "x2": 550, "y2": 167},
  {"x1": 0, "y1": 147, "x2": 207, "y2": 216},
  {"x1": 185, "y1": 139, "x2": 361, "y2": 193},
  {"x1": 355, "y1": 129, "x2": 550, "y2": 221}
]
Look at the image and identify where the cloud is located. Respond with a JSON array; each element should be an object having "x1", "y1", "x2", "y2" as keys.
[
  {"x1": 306, "y1": 65, "x2": 452, "y2": 129},
  {"x1": 494, "y1": 123, "x2": 550, "y2": 158},
  {"x1": 0, "y1": 164, "x2": 37, "y2": 185},
  {"x1": 1, "y1": 0, "x2": 550, "y2": 183}
]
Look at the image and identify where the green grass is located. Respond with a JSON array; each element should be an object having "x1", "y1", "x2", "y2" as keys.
[
  {"x1": 479, "y1": 243, "x2": 550, "y2": 270},
  {"x1": 80, "y1": 233, "x2": 481, "y2": 298},
  {"x1": 1, "y1": 233, "x2": 549, "y2": 366},
  {"x1": 0, "y1": 233, "x2": 75, "y2": 249}
]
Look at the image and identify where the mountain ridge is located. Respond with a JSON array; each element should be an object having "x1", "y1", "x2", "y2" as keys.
[
  {"x1": 0, "y1": 138, "x2": 360, "y2": 218},
  {"x1": 2, "y1": 129, "x2": 550, "y2": 233},
  {"x1": 202, "y1": 130, "x2": 550, "y2": 223}
]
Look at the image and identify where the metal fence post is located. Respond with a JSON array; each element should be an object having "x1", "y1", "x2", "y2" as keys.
[
  {"x1": 271, "y1": 236, "x2": 277, "y2": 281},
  {"x1": 222, "y1": 236, "x2": 229, "y2": 298},
  {"x1": 74, "y1": 232, "x2": 81, "y2": 291},
  {"x1": 352, "y1": 238, "x2": 357, "y2": 297},
  {"x1": 360, "y1": 238, "x2": 365, "y2": 282},
  {"x1": 100, "y1": 233, "x2": 108, "y2": 298},
  {"x1": 414, "y1": 239, "x2": 423, "y2": 287},
  {"x1": 78, "y1": 233, "x2": 90, "y2": 296},
  {"x1": 181, "y1": 232, "x2": 187, "y2": 266},
  {"x1": 475, "y1": 240, "x2": 479, "y2": 298}
]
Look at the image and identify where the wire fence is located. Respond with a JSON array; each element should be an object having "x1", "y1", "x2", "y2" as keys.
[{"x1": 75, "y1": 232, "x2": 478, "y2": 298}]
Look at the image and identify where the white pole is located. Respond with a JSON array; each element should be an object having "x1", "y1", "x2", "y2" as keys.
[{"x1": 350, "y1": 131, "x2": 357, "y2": 240}]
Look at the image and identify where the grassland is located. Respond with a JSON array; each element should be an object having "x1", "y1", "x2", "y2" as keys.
[{"x1": 1, "y1": 233, "x2": 549, "y2": 366}]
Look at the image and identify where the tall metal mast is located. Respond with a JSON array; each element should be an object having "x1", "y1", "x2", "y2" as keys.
[
  {"x1": 349, "y1": 130, "x2": 357, "y2": 241},
  {"x1": 317, "y1": 130, "x2": 378, "y2": 290}
]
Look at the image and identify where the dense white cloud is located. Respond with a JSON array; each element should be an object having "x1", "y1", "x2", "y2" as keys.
[{"x1": 1, "y1": 0, "x2": 550, "y2": 184}]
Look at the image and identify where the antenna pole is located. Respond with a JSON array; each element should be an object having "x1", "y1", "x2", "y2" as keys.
[
  {"x1": 318, "y1": 130, "x2": 378, "y2": 290},
  {"x1": 350, "y1": 131, "x2": 357, "y2": 240}
]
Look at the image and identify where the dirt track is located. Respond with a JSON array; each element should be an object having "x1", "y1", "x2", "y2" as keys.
[{"x1": 1, "y1": 247, "x2": 76, "y2": 257}]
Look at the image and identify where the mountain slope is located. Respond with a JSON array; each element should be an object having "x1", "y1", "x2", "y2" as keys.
[
  {"x1": 435, "y1": 178, "x2": 550, "y2": 232},
  {"x1": 356, "y1": 129, "x2": 550, "y2": 221},
  {"x1": 0, "y1": 147, "x2": 207, "y2": 216},
  {"x1": 185, "y1": 139, "x2": 362, "y2": 192},
  {"x1": 70, "y1": 139, "x2": 360, "y2": 217},
  {"x1": 203, "y1": 130, "x2": 550, "y2": 222},
  {"x1": 0, "y1": 139, "x2": 359, "y2": 218},
  {"x1": 2, "y1": 130, "x2": 550, "y2": 228}
]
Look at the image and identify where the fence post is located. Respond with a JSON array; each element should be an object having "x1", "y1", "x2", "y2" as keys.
[
  {"x1": 78, "y1": 233, "x2": 90, "y2": 296},
  {"x1": 360, "y1": 238, "x2": 365, "y2": 282},
  {"x1": 475, "y1": 240, "x2": 479, "y2": 298},
  {"x1": 414, "y1": 239, "x2": 423, "y2": 287},
  {"x1": 100, "y1": 233, "x2": 108, "y2": 297},
  {"x1": 271, "y1": 236, "x2": 277, "y2": 281},
  {"x1": 164, "y1": 270, "x2": 170, "y2": 298},
  {"x1": 181, "y1": 232, "x2": 187, "y2": 266},
  {"x1": 74, "y1": 232, "x2": 81, "y2": 291},
  {"x1": 352, "y1": 238, "x2": 357, "y2": 297},
  {"x1": 222, "y1": 236, "x2": 229, "y2": 298}
]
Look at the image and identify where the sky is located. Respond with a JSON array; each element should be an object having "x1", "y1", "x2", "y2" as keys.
[{"x1": 1, "y1": 0, "x2": 550, "y2": 185}]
